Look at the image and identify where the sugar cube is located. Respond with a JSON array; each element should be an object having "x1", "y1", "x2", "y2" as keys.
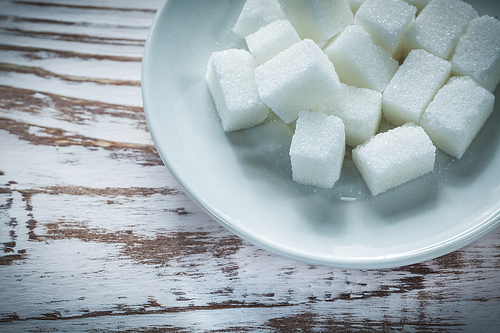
[
  {"x1": 382, "y1": 49, "x2": 451, "y2": 126},
  {"x1": 349, "y1": 0, "x2": 427, "y2": 13},
  {"x1": 232, "y1": 0, "x2": 285, "y2": 37},
  {"x1": 450, "y1": 15, "x2": 500, "y2": 92},
  {"x1": 290, "y1": 111, "x2": 345, "y2": 188},
  {"x1": 352, "y1": 124, "x2": 436, "y2": 196},
  {"x1": 403, "y1": 0, "x2": 478, "y2": 60},
  {"x1": 277, "y1": 0, "x2": 353, "y2": 46},
  {"x1": 324, "y1": 25, "x2": 399, "y2": 93},
  {"x1": 316, "y1": 84, "x2": 382, "y2": 147},
  {"x1": 354, "y1": 0, "x2": 416, "y2": 60},
  {"x1": 206, "y1": 49, "x2": 269, "y2": 132},
  {"x1": 420, "y1": 76, "x2": 495, "y2": 159},
  {"x1": 254, "y1": 39, "x2": 342, "y2": 124},
  {"x1": 404, "y1": 0, "x2": 431, "y2": 13},
  {"x1": 245, "y1": 19, "x2": 301, "y2": 64}
]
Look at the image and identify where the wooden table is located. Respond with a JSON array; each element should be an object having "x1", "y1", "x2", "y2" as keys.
[{"x1": 1, "y1": 0, "x2": 499, "y2": 331}]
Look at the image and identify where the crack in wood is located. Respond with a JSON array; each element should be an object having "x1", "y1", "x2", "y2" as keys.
[
  {"x1": 34, "y1": 222, "x2": 243, "y2": 268},
  {"x1": 1, "y1": 27, "x2": 146, "y2": 47},
  {"x1": 0, "y1": 116, "x2": 141, "y2": 147},
  {"x1": 264, "y1": 311, "x2": 466, "y2": 332},
  {"x1": 164, "y1": 208, "x2": 190, "y2": 216},
  {"x1": 0, "y1": 85, "x2": 145, "y2": 123},
  {"x1": 12, "y1": 1, "x2": 158, "y2": 13},
  {"x1": 0, "y1": 44, "x2": 142, "y2": 62},
  {"x1": 0, "y1": 117, "x2": 161, "y2": 166},
  {"x1": 432, "y1": 250, "x2": 467, "y2": 270},
  {"x1": 0, "y1": 303, "x2": 470, "y2": 332},
  {"x1": 0, "y1": 185, "x2": 186, "y2": 264},
  {"x1": 1, "y1": 301, "x2": 291, "y2": 323},
  {"x1": 0, "y1": 253, "x2": 27, "y2": 265},
  {"x1": 4, "y1": 184, "x2": 232, "y2": 268},
  {"x1": 394, "y1": 262, "x2": 435, "y2": 276},
  {"x1": 18, "y1": 186, "x2": 180, "y2": 199},
  {"x1": 2, "y1": 15, "x2": 152, "y2": 30},
  {"x1": 0, "y1": 187, "x2": 13, "y2": 195},
  {"x1": 95, "y1": 326, "x2": 191, "y2": 333}
]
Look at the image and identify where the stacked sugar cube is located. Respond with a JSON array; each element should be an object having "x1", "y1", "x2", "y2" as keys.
[
  {"x1": 323, "y1": 24, "x2": 399, "y2": 93},
  {"x1": 277, "y1": 0, "x2": 353, "y2": 47},
  {"x1": 254, "y1": 38, "x2": 341, "y2": 124},
  {"x1": 206, "y1": 49, "x2": 269, "y2": 132},
  {"x1": 245, "y1": 19, "x2": 301, "y2": 64},
  {"x1": 205, "y1": 0, "x2": 499, "y2": 195},
  {"x1": 232, "y1": 0, "x2": 285, "y2": 37},
  {"x1": 404, "y1": 0, "x2": 478, "y2": 60},
  {"x1": 348, "y1": 0, "x2": 431, "y2": 13},
  {"x1": 354, "y1": 0, "x2": 417, "y2": 60},
  {"x1": 316, "y1": 84, "x2": 382, "y2": 148},
  {"x1": 451, "y1": 15, "x2": 500, "y2": 92},
  {"x1": 382, "y1": 49, "x2": 451, "y2": 126}
]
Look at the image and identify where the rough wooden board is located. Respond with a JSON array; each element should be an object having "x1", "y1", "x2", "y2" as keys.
[{"x1": 1, "y1": 0, "x2": 499, "y2": 332}]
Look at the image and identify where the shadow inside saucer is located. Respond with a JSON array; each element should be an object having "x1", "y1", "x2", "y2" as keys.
[
  {"x1": 436, "y1": 104, "x2": 500, "y2": 187},
  {"x1": 367, "y1": 171, "x2": 440, "y2": 225},
  {"x1": 225, "y1": 116, "x2": 349, "y2": 236}
]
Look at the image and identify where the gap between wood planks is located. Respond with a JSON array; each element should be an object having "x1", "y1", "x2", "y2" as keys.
[
  {"x1": 0, "y1": 45, "x2": 141, "y2": 62},
  {"x1": 0, "y1": 62, "x2": 141, "y2": 86},
  {"x1": 1, "y1": 27, "x2": 146, "y2": 47},
  {"x1": 0, "y1": 117, "x2": 153, "y2": 151},
  {"x1": 12, "y1": 0, "x2": 159, "y2": 13}
]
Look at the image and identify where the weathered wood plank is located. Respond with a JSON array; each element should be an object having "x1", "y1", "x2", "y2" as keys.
[
  {"x1": 0, "y1": 72, "x2": 143, "y2": 106},
  {"x1": 0, "y1": 44, "x2": 142, "y2": 62},
  {"x1": 0, "y1": 185, "x2": 498, "y2": 331},
  {"x1": 0, "y1": 0, "x2": 499, "y2": 331},
  {"x1": 1, "y1": 129, "x2": 499, "y2": 329},
  {"x1": 13, "y1": 0, "x2": 164, "y2": 11},
  {"x1": 2, "y1": 1, "x2": 159, "y2": 26},
  {"x1": 0, "y1": 35, "x2": 146, "y2": 60},
  {"x1": 0, "y1": 1, "x2": 157, "y2": 57},
  {"x1": 0, "y1": 86, "x2": 150, "y2": 143},
  {"x1": 0, "y1": 18, "x2": 150, "y2": 41},
  {"x1": 0, "y1": 62, "x2": 141, "y2": 85},
  {"x1": 1, "y1": 164, "x2": 499, "y2": 319}
]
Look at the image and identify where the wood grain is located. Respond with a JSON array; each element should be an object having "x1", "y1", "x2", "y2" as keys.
[{"x1": 1, "y1": 0, "x2": 499, "y2": 332}]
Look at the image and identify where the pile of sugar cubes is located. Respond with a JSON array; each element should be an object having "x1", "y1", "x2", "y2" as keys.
[{"x1": 205, "y1": 0, "x2": 499, "y2": 196}]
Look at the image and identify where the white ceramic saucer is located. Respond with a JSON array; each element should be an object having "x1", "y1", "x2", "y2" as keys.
[{"x1": 142, "y1": 0, "x2": 500, "y2": 269}]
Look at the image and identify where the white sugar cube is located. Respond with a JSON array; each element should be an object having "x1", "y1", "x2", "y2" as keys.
[
  {"x1": 451, "y1": 15, "x2": 500, "y2": 92},
  {"x1": 206, "y1": 49, "x2": 269, "y2": 132},
  {"x1": 404, "y1": 0, "x2": 478, "y2": 60},
  {"x1": 290, "y1": 111, "x2": 345, "y2": 188},
  {"x1": 277, "y1": 0, "x2": 353, "y2": 45},
  {"x1": 382, "y1": 49, "x2": 451, "y2": 126},
  {"x1": 316, "y1": 84, "x2": 382, "y2": 147},
  {"x1": 354, "y1": 0, "x2": 416, "y2": 60},
  {"x1": 245, "y1": 19, "x2": 301, "y2": 64},
  {"x1": 420, "y1": 76, "x2": 495, "y2": 159},
  {"x1": 352, "y1": 124, "x2": 436, "y2": 196},
  {"x1": 349, "y1": 0, "x2": 427, "y2": 13},
  {"x1": 324, "y1": 25, "x2": 399, "y2": 93},
  {"x1": 232, "y1": 0, "x2": 285, "y2": 37},
  {"x1": 255, "y1": 39, "x2": 342, "y2": 124},
  {"x1": 404, "y1": 0, "x2": 430, "y2": 13}
]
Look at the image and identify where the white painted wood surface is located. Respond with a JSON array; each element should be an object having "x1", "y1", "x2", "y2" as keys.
[{"x1": 1, "y1": 0, "x2": 499, "y2": 332}]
